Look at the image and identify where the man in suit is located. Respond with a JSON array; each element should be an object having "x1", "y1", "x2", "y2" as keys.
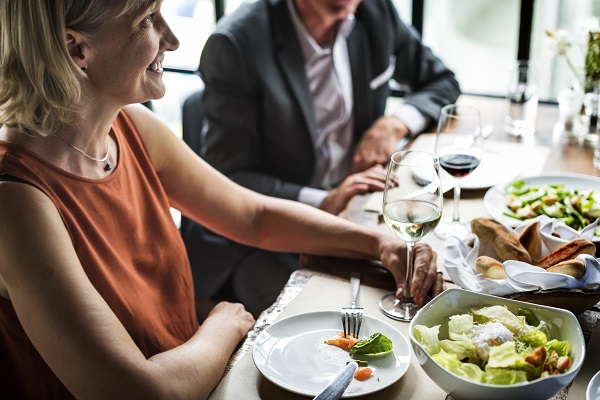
[{"x1": 186, "y1": 0, "x2": 459, "y2": 317}]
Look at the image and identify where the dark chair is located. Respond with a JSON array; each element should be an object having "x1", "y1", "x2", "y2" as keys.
[
  {"x1": 179, "y1": 86, "x2": 247, "y2": 322},
  {"x1": 180, "y1": 87, "x2": 206, "y2": 234},
  {"x1": 181, "y1": 87, "x2": 206, "y2": 158}
]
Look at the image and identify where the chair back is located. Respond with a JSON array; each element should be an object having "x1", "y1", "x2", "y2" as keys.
[
  {"x1": 181, "y1": 87, "x2": 206, "y2": 157},
  {"x1": 181, "y1": 87, "x2": 206, "y2": 233}
]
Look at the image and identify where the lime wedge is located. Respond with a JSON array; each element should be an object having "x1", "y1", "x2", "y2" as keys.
[{"x1": 349, "y1": 332, "x2": 393, "y2": 356}]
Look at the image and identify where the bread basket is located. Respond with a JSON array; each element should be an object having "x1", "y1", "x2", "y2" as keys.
[{"x1": 443, "y1": 215, "x2": 600, "y2": 314}]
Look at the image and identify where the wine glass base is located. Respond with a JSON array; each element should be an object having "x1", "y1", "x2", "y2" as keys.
[
  {"x1": 434, "y1": 219, "x2": 474, "y2": 242},
  {"x1": 379, "y1": 291, "x2": 422, "y2": 321}
]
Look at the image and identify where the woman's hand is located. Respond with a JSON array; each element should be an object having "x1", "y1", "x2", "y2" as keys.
[
  {"x1": 205, "y1": 302, "x2": 255, "y2": 339},
  {"x1": 379, "y1": 239, "x2": 444, "y2": 305}
]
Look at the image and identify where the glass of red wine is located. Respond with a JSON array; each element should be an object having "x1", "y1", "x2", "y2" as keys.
[{"x1": 434, "y1": 104, "x2": 483, "y2": 241}]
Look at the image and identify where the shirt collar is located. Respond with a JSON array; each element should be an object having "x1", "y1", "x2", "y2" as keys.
[{"x1": 287, "y1": 0, "x2": 355, "y2": 64}]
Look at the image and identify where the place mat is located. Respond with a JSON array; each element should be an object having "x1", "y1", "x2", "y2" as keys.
[
  {"x1": 208, "y1": 275, "x2": 446, "y2": 399},
  {"x1": 363, "y1": 134, "x2": 551, "y2": 213},
  {"x1": 567, "y1": 319, "x2": 600, "y2": 400}
]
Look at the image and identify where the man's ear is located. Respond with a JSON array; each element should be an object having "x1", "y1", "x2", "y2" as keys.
[{"x1": 65, "y1": 28, "x2": 89, "y2": 70}]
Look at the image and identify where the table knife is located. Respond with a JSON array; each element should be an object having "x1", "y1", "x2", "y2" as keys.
[{"x1": 313, "y1": 361, "x2": 358, "y2": 400}]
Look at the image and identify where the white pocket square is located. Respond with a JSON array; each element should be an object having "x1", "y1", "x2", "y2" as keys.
[{"x1": 369, "y1": 56, "x2": 396, "y2": 90}]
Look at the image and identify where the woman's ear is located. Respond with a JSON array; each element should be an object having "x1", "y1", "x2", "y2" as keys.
[{"x1": 65, "y1": 28, "x2": 89, "y2": 71}]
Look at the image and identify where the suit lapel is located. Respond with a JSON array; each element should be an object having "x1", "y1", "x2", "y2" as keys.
[
  {"x1": 270, "y1": 0, "x2": 317, "y2": 144},
  {"x1": 347, "y1": 19, "x2": 371, "y2": 142}
]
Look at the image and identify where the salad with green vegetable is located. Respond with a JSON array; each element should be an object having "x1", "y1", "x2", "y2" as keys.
[
  {"x1": 503, "y1": 180, "x2": 600, "y2": 231},
  {"x1": 413, "y1": 305, "x2": 573, "y2": 385}
]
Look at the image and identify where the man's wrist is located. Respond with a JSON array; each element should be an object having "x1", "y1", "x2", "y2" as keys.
[
  {"x1": 385, "y1": 115, "x2": 410, "y2": 139},
  {"x1": 392, "y1": 104, "x2": 431, "y2": 135}
]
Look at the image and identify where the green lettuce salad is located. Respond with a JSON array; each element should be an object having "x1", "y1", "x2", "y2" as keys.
[
  {"x1": 413, "y1": 305, "x2": 573, "y2": 385},
  {"x1": 503, "y1": 180, "x2": 600, "y2": 231}
]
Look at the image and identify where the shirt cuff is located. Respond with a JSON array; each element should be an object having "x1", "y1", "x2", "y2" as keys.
[
  {"x1": 393, "y1": 104, "x2": 431, "y2": 135},
  {"x1": 298, "y1": 187, "x2": 328, "y2": 208}
]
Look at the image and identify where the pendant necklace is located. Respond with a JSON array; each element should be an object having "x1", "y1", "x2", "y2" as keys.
[{"x1": 59, "y1": 135, "x2": 112, "y2": 171}]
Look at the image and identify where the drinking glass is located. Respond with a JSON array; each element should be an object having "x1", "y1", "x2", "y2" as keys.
[
  {"x1": 434, "y1": 104, "x2": 483, "y2": 241},
  {"x1": 504, "y1": 60, "x2": 539, "y2": 137},
  {"x1": 378, "y1": 151, "x2": 443, "y2": 321}
]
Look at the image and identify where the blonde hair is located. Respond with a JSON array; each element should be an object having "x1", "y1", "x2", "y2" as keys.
[{"x1": 0, "y1": 0, "x2": 158, "y2": 137}]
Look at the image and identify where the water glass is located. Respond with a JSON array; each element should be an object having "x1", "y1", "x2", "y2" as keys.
[{"x1": 504, "y1": 60, "x2": 539, "y2": 137}]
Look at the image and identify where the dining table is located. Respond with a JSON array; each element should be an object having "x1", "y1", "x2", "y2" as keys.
[{"x1": 208, "y1": 94, "x2": 600, "y2": 400}]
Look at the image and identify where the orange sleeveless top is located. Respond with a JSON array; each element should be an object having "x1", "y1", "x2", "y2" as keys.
[{"x1": 0, "y1": 111, "x2": 198, "y2": 398}]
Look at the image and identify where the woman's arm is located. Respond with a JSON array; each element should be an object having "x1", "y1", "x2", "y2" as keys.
[
  {"x1": 127, "y1": 105, "x2": 441, "y2": 303},
  {"x1": 0, "y1": 181, "x2": 254, "y2": 400}
]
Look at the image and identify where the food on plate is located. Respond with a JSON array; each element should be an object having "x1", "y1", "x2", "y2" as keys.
[
  {"x1": 471, "y1": 218, "x2": 532, "y2": 263},
  {"x1": 325, "y1": 332, "x2": 393, "y2": 381},
  {"x1": 534, "y1": 238, "x2": 596, "y2": 269},
  {"x1": 504, "y1": 180, "x2": 600, "y2": 231},
  {"x1": 349, "y1": 332, "x2": 393, "y2": 356},
  {"x1": 475, "y1": 256, "x2": 506, "y2": 279},
  {"x1": 518, "y1": 221, "x2": 542, "y2": 262},
  {"x1": 413, "y1": 305, "x2": 573, "y2": 384},
  {"x1": 325, "y1": 332, "x2": 360, "y2": 352},
  {"x1": 545, "y1": 259, "x2": 586, "y2": 280}
]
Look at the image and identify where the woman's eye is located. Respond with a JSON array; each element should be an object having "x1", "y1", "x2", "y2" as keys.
[{"x1": 144, "y1": 13, "x2": 156, "y2": 24}]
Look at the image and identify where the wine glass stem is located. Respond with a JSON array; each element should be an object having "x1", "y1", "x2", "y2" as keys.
[
  {"x1": 404, "y1": 241, "x2": 415, "y2": 300},
  {"x1": 452, "y1": 178, "x2": 462, "y2": 223}
]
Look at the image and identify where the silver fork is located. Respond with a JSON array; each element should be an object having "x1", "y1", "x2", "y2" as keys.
[{"x1": 341, "y1": 274, "x2": 363, "y2": 338}]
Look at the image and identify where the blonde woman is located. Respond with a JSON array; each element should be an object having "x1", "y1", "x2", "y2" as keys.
[{"x1": 0, "y1": 0, "x2": 442, "y2": 398}]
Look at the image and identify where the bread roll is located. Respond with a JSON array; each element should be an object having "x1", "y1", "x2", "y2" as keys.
[
  {"x1": 535, "y1": 238, "x2": 596, "y2": 269},
  {"x1": 546, "y1": 259, "x2": 586, "y2": 280},
  {"x1": 471, "y1": 218, "x2": 532, "y2": 263},
  {"x1": 475, "y1": 256, "x2": 506, "y2": 279},
  {"x1": 518, "y1": 221, "x2": 542, "y2": 262}
]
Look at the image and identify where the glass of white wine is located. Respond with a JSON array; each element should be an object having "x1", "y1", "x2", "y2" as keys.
[{"x1": 378, "y1": 150, "x2": 443, "y2": 321}]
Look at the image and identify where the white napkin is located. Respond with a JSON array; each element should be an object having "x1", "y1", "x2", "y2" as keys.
[{"x1": 443, "y1": 215, "x2": 600, "y2": 295}]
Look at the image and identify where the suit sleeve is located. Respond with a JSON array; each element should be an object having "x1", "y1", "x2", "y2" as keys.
[{"x1": 199, "y1": 32, "x2": 305, "y2": 200}]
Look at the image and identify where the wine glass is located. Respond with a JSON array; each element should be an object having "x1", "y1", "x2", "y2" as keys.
[
  {"x1": 434, "y1": 104, "x2": 483, "y2": 241},
  {"x1": 378, "y1": 150, "x2": 443, "y2": 321}
]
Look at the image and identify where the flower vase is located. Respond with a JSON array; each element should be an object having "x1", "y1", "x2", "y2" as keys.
[{"x1": 580, "y1": 30, "x2": 600, "y2": 148}]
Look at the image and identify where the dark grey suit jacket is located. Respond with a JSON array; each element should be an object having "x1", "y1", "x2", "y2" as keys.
[
  {"x1": 187, "y1": 0, "x2": 459, "y2": 302},
  {"x1": 199, "y1": 0, "x2": 460, "y2": 199}
]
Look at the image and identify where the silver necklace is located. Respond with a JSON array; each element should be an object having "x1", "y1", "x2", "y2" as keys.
[{"x1": 59, "y1": 135, "x2": 112, "y2": 171}]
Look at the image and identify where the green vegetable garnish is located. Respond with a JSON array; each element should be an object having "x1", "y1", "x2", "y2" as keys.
[
  {"x1": 504, "y1": 181, "x2": 600, "y2": 231},
  {"x1": 349, "y1": 332, "x2": 393, "y2": 356},
  {"x1": 347, "y1": 360, "x2": 369, "y2": 367}
]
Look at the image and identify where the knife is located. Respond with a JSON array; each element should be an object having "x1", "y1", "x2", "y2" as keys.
[{"x1": 313, "y1": 361, "x2": 358, "y2": 400}]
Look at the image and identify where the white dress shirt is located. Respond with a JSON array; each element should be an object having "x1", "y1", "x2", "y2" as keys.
[{"x1": 287, "y1": 0, "x2": 428, "y2": 207}]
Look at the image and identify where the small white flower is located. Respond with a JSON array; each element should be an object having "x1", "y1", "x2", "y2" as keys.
[
  {"x1": 547, "y1": 29, "x2": 572, "y2": 56},
  {"x1": 546, "y1": 29, "x2": 579, "y2": 79}
]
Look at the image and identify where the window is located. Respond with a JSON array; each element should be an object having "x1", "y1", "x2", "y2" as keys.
[
  {"x1": 421, "y1": 0, "x2": 600, "y2": 101},
  {"x1": 156, "y1": 0, "x2": 600, "y2": 136}
]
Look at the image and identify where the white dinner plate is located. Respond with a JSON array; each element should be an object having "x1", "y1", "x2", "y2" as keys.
[
  {"x1": 587, "y1": 369, "x2": 600, "y2": 400},
  {"x1": 458, "y1": 150, "x2": 522, "y2": 190},
  {"x1": 484, "y1": 173, "x2": 600, "y2": 227},
  {"x1": 252, "y1": 311, "x2": 410, "y2": 398}
]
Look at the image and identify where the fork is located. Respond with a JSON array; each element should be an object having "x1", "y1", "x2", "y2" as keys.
[{"x1": 341, "y1": 274, "x2": 363, "y2": 339}]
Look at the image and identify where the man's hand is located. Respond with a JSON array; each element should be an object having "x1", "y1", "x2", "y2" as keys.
[
  {"x1": 351, "y1": 116, "x2": 409, "y2": 174},
  {"x1": 379, "y1": 240, "x2": 444, "y2": 305},
  {"x1": 319, "y1": 164, "x2": 387, "y2": 215}
]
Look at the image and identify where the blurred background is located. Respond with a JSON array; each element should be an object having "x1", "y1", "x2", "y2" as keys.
[{"x1": 154, "y1": 0, "x2": 600, "y2": 138}]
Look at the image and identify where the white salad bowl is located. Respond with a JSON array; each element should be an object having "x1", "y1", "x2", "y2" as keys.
[{"x1": 409, "y1": 288, "x2": 585, "y2": 400}]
